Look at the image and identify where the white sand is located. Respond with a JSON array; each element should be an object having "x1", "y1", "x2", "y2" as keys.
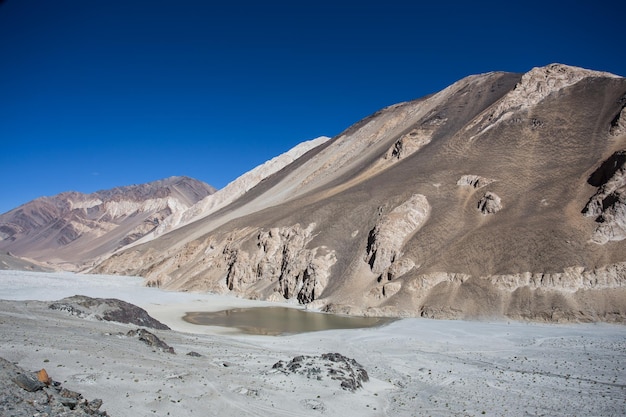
[{"x1": 1, "y1": 270, "x2": 625, "y2": 416}]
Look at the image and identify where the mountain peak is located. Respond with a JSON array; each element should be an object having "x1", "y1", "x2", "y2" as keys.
[{"x1": 468, "y1": 63, "x2": 622, "y2": 134}]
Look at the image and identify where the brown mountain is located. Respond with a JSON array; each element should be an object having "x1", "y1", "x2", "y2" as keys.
[
  {"x1": 0, "y1": 176, "x2": 215, "y2": 269},
  {"x1": 58, "y1": 64, "x2": 626, "y2": 321}
]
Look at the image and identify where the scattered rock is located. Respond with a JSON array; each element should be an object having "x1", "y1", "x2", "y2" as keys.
[
  {"x1": 477, "y1": 191, "x2": 502, "y2": 214},
  {"x1": 49, "y1": 295, "x2": 170, "y2": 330},
  {"x1": 457, "y1": 174, "x2": 496, "y2": 189},
  {"x1": 37, "y1": 368, "x2": 51, "y2": 385},
  {"x1": 13, "y1": 372, "x2": 45, "y2": 392},
  {"x1": 272, "y1": 352, "x2": 369, "y2": 392},
  {"x1": 0, "y1": 357, "x2": 108, "y2": 416},
  {"x1": 186, "y1": 351, "x2": 202, "y2": 357},
  {"x1": 126, "y1": 328, "x2": 175, "y2": 354},
  {"x1": 301, "y1": 398, "x2": 326, "y2": 412}
]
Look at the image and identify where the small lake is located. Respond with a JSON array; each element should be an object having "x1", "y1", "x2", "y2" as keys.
[{"x1": 182, "y1": 307, "x2": 395, "y2": 335}]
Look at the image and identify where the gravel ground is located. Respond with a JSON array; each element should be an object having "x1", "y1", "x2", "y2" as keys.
[{"x1": 1, "y1": 271, "x2": 625, "y2": 416}]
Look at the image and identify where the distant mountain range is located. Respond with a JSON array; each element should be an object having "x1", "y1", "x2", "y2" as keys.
[
  {"x1": 2, "y1": 64, "x2": 625, "y2": 322},
  {"x1": 0, "y1": 137, "x2": 328, "y2": 270},
  {"x1": 0, "y1": 176, "x2": 215, "y2": 269}
]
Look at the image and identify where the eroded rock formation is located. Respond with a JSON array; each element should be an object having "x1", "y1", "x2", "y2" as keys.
[
  {"x1": 105, "y1": 223, "x2": 338, "y2": 304},
  {"x1": 610, "y1": 97, "x2": 626, "y2": 136},
  {"x1": 223, "y1": 224, "x2": 336, "y2": 303},
  {"x1": 472, "y1": 63, "x2": 619, "y2": 132},
  {"x1": 477, "y1": 191, "x2": 502, "y2": 215},
  {"x1": 583, "y1": 150, "x2": 626, "y2": 243},
  {"x1": 457, "y1": 175, "x2": 496, "y2": 189},
  {"x1": 365, "y1": 194, "x2": 430, "y2": 276}
]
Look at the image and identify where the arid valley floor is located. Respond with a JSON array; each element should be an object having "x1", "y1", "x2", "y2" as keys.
[{"x1": 0, "y1": 270, "x2": 624, "y2": 416}]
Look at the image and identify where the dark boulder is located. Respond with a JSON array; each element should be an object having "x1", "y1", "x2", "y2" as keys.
[
  {"x1": 272, "y1": 352, "x2": 368, "y2": 392},
  {"x1": 49, "y1": 295, "x2": 170, "y2": 330}
]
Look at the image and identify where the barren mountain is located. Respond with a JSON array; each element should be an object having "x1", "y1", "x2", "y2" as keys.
[
  {"x1": 5, "y1": 63, "x2": 624, "y2": 322},
  {"x1": 91, "y1": 64, "x2": 626, "y2": 322},
  {"x1": 134, "y1": 136, "x2": 330, "y2": 244},
  {"x1": 0, "y1": 176, "x2": 215, "y2": 269}
]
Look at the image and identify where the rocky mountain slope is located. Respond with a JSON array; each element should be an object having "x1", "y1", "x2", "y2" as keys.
[
  {"x1": 133, "y1": 136, "x2": 330, "y2": 244},
  {"x1": 0, "y1": 176, "x2": 215, "y2": 269},
  {"x1": 92, "y1": 64, "x2": 626, "y2": 322},
  {"x1": 0, "y1": 252, "x2": 53, "y2": 272}
]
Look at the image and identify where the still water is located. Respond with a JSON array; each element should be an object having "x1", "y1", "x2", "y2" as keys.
[{"x1": 183, "y1": 307, "x2": 394, "y2": 335}]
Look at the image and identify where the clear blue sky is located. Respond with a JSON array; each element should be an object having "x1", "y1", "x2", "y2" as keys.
[{"x1": 1, "y1": 0, "x2": 624, "y2": 214}]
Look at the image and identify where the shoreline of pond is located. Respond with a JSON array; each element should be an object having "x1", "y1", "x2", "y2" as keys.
[{"x1": 182, "y1": 306, "x2": 397, "y2": 335}]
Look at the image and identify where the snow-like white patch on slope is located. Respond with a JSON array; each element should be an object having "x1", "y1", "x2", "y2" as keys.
[
  {"x1": 69, "y1": 199, "x2": 103, "y2": 210},
  {"x1": 98, "y1": 197, "x2": 185, "y2": 220}
]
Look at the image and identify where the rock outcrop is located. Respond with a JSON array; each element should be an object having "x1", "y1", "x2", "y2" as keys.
[
  {"x1": 220, "y1": 224, "x2": 335, "y2": 304},
  {"x1": 271, "y1": 353, "x2": 369, "y2": 392},
  {"x1": 0, "y1": 357, "x2": 108, "y2": 416},
  {"x1": 49, "y1": 295, "x2": 170, "y2": 330},
  {"x1": 583, "y1": 150, "x2": 626, "y2": 243},
  {"x1": 329, "y1": 264, "x2": 626, "y2": 322},
  {"x1": 225, "y1": 225, "x2": 336, "y2": 303},
  {"x1": 471, "y1": 63, "x2": 619, "y2": 132},
  {"x1": 225, "y1": 224, "x2": 332, "y2": 303},
  {"x1": 99, "y1": 223, "x2": 337, "y2": 304},
  {"x1": 477, "y1": 191, "x2": 502, "y2": 215},
  {"x1": 609, "y1": 97, "x2": 626, "y2": 136},
  {"x1": 126, "y1": 328, "x2": 175, "y2": 354},
  {"x1": 365, "y1": 194, "x2": 430, "y2": 276},
  {"x1": 457, "y1": 175, "x2": 496, "y2": 189},
  {"x1": 383, "y1": 123, "x2": 438, "y2": 162}
]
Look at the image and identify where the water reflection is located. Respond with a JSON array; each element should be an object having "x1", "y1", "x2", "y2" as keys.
[{"x1": 183, "y1": 307, "x2": 394, "y2": 335}]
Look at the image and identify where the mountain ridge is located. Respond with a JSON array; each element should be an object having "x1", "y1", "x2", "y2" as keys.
[
  {"x1": 3, "y1": 63, "x2": 626, "y2": 322},
  {"x1": 0, "y1": 176, "x2": 216, "y2": 269},
  {"x1": 90, "y1": 63, "x2": 626, "y2": 322},
  {"x1": 131, "y1": 136, "x2": 331, "y2": 245}
]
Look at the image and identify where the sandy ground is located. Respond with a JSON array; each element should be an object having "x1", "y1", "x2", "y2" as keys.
[{"x1": 0, "y1": 271, "x2": 625, "y2": 416}]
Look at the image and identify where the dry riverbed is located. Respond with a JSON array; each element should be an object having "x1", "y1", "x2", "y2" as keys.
[{"x1": 0, "y1": 271, "x2": 625, "y2": 416}]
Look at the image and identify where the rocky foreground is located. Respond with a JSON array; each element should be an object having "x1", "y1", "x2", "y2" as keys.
[
  {"x1": 0, "y1": 357, "x2": 108, "y2": 416},
  {"x1": 0, "y1": 271, "x2": 624, "y2": 417}
]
